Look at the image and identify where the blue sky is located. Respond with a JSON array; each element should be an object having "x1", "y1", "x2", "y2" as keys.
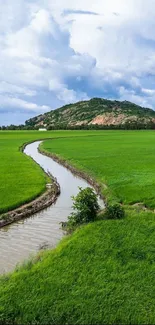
[{"x1": 1, "y1": 0, "x2": 155, "y2": 125}]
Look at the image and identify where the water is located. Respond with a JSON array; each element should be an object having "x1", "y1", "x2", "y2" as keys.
[{"x1": 0, "y1": 141, "x2": 104, "y2": 274}]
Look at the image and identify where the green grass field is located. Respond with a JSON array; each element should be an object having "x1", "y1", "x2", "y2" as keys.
[
  {"x1": 1, "y1": 130, "x2": 155, "y2": 213},
  {"x1": 42, "y1": 130, "x2": 155, "y2": 208},
  {"x1": 1, "y1": 130, "x2": 155, "y2": 324},
  {"x1": 0, "y1": 134, "x2": 47, "y2": 214}
]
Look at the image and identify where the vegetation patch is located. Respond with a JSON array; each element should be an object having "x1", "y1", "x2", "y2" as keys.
[
  {"x1": 63, "y1": 187, "x2": 100, "y2": 231},
  {"x1": 104, "y1": 203, "x2": 125, "y2": 220}
]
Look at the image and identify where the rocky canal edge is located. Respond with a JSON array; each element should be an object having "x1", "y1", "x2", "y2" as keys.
[{"x1": 0, "y1": 175, "x2": 60, "y2": 228}]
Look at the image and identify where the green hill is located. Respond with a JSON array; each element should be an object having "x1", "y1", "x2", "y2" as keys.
[{"x1": 25, "y1": 98, "x2": 155, "y2": 129}]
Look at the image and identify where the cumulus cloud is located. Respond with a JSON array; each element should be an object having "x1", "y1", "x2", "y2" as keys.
[
  {"x1": 0, "y1": 95, "x2": 50, "y2": 113},
  {"x1": 0, "y1": 82, "x2": 36, "y2": 97},
  {"x1": 0, "y1": 0, "x2": 155, "y2": 124}
]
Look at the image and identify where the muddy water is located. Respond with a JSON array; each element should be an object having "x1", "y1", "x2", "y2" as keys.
[{"x1": 0, "y1": 141, "x2": 104, "y2": 274}]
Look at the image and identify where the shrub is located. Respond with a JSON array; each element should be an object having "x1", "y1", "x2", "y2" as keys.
[
  {"x1": 67, "y1": 187, "x2": 100, "y2": 229},
  {"x1": 104, "y1": 204, "x2": 125, "y2": 219}
]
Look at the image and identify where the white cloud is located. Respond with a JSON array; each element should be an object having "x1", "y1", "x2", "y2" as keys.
[
  {"x1": 49, "y1": 79, "x2": 89, "y2": 103},
  {"x1": 0, "y1": 95, "x2": 50, "y2": 113},
  {"x1": 30, "y1": 9, "x2": 53, "y2": 34},
  {"x1": 1, "y1": 0, "x2": 155, "y2": 124},
  {"x1": 57, "y1": 88, "x2": 89, "y2": 103},
  {"x1": 119, "y1": 86, "x2": 153, "y2": 109},
  {"x1": 0, "y1": 82, "x2": 36, "y2": 96},
  {"x1": 142, "y1": 88, "x2": 155, "y2": 96}
]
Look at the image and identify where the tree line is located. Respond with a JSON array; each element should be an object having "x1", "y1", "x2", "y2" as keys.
[{"x1": 1, "y1": 120, "x2": 155, "y2": 130}]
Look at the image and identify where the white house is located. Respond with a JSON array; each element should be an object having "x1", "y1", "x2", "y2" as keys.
[{"x1": 39, "y1": 128, "x2": 47, "y2": 131}]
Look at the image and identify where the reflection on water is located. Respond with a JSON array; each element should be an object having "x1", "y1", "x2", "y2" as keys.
[{"x1": 0, "y1": 141, "x2": 104, "y2": 274}]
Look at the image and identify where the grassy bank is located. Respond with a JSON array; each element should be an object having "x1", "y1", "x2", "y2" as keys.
[{"x1": 0, "y1": 208, "x2": 155, "y2": 324}]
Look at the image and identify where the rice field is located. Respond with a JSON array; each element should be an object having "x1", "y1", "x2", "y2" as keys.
[
  {"x1": 42, "y1": 130, "x2": 155, "y2": 208},
  {"x1": 1, "y1": 129, "x2": 155, "y2": 214},
  {"x1": 0, "y1": 132, "x2": 47, "y2": 214}
]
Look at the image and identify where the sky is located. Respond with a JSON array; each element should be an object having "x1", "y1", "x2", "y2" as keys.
[{"x1": 1, "y1": 0, "x2": 155, "y2": 125}]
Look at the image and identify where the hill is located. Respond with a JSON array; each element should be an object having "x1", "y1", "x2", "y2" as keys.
[{"x1": 25, "y1": 98, "x2": 155, "y2": 130}]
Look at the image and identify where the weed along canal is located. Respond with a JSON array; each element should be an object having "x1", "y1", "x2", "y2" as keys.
[{"x1": 0, "y1": 141, "x2": 104, "y2": 274}]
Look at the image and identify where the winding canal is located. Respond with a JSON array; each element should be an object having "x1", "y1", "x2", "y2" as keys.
[{"x1": 0, "y1": 141, "x2": 104, "y2": 274}]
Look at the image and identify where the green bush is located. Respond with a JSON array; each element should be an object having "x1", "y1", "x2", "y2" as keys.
[
  {"x1": 104, "y1": 204, "x2": 125, "y2": 219},
  {"x1": 67, "y1": 187, "x2": 100, "y2": 229}
]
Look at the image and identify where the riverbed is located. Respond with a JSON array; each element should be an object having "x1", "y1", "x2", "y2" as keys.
[{"x1": 0, "y1": 141, "x2": 104, "y2": 274}]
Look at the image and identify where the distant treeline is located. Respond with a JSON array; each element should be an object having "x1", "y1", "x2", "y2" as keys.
[{"x1": 1, "y1": 121, "x2": 155, "y2": 130}]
